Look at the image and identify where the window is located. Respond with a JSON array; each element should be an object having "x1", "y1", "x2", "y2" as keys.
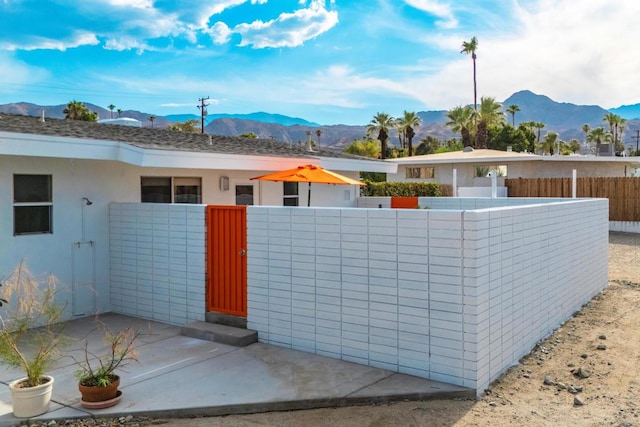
[
  {"x1": 141, "y1": 177, "x2": 201, "y2": 203},
  {"x1": 283, "y1": 182, "x2": 299, "y2": 206},
  {"x1": 174, "y1": 178, "x2": 202, "y2": 204},
  {"x1": 235, "y1": 185, "x2": 254, "y2": 205},
  {"x1": 14, "y1": 174, "x2": 52, "y2": 235},
  {"x1": 406, "y1": 167, "x2": 435, "y2": 179},
  {"x1": 473, "y1": 165, "x2": 508, "y2": 177}
]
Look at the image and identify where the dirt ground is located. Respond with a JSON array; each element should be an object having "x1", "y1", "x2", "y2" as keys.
[{"x1": 153, "y1": 232, "x2": 640, "y2": 427}]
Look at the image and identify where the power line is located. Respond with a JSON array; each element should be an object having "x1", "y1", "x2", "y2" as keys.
[{"x1": 198, "y1": 97, "x2": 209, "y2": 134}]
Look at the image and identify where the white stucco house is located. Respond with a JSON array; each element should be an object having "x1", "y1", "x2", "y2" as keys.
[
  {"x1": 0, "y1": 113, "x2": 394, "y2": 319},
  {"x1": 386, "y1": 148, "x2": 640, "y2": 196}
]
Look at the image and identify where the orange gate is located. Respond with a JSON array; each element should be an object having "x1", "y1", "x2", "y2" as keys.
[{"x1": 206, "y1": 205, "x2": 247, "y2": 316}]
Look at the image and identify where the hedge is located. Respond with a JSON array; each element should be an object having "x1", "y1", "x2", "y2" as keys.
[{"x1": 361, "y1": 181, "x2": 444, "y2": 197}]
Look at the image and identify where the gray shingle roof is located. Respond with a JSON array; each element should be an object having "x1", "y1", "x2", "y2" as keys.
[{"x1": 0, "y1": 114, "x2": 368, "y2": 160}]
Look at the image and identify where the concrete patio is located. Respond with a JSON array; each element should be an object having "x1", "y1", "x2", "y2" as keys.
[{"x1": 0, "y1": 313, "x2": 473, "y2": 427}]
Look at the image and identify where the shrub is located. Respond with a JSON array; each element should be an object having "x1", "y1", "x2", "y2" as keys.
[{"x1": 361, "y1": 181, "x2": 444, "y2": 197}]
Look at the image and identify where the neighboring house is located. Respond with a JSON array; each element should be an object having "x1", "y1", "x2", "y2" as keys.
[
  {"x1": 387, "y1": 148, "x2": 640, "y2": 196},
  {"x1": 0, "y1": 113, "x2": 394, "y2": 318}
]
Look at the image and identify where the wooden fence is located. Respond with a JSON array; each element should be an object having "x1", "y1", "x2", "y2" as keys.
[{"x1": 505, "y1": 177, "x2": 640, "y2": 222}]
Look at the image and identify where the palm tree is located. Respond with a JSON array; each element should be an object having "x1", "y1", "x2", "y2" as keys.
[
  {"x1": 541, "y1": 132, "x2": 559, "y2": 155},
  {"x1": 63, "y1": 100, "x2": 86, "y2": 120},
  {"x1": 506, "y1": 104, "x2": 520, "y2": 127},
  {"x1": 588, "y1": 127, "x2": 611, "y2": 156},
  {"x1": 108, "y1": 104, "x2": 116, "y2": 119},
  {"x1": 476, "y1": 97, "x2": 504, "y2": 149},
  {"x1": 367, "y1": 112, "x2": 395, "y2": 159},
  {"x1": 446, "y1": 106, "x2": 474, "y2": 147},
  {"x1": 148, "y1": 115, "x2": 156, "y2": 128},
  {"x1": 117, "y1": 108, "x2": 123, "y2": 118},
  {"x1": 582, "y1": 124, "x2": 590, "y2": 153},
  {"x1": 315, "y1": 129, "x2": 323, "y2": 151},
  {"x1": 461, "y1": 36, "x2": 479, "y2": 112},
  {"x1": 397, "y1": 111, "x2": 421, "y2": 156},
  {"x1": 63, "y1": 100, "x2": 98, "y2": 122},
  {"x1": 533, "y1": 122, "x2": 545, "y2": 145}
]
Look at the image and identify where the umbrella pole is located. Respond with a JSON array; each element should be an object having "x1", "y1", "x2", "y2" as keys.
[{"x1": 308, "y1": 182, "x2": 311, "y2": 207}]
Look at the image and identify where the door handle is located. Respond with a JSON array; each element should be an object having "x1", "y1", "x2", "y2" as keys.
[{"x1": 239, "y1": 249, "x2": 246, "y2": 256}]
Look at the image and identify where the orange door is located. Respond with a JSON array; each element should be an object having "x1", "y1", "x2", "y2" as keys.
[{"x1": 207, "y1": 205, "x2": 247, "y2": 316}]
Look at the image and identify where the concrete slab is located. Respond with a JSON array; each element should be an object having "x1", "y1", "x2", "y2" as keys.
[
  {"x1": 0, "y1": 314, "x2": 473, "y2": 426},
  {"x1": 181, "y1": 321, "x2": 258, "y2": 346}
]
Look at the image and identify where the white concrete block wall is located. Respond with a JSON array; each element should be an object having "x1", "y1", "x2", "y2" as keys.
[
  {"x1": 109, "y1": 203, "x2": 206, "y2": 325},
  {"x1": 247, "y1": 198, "x2": 609, "y2": 395}
]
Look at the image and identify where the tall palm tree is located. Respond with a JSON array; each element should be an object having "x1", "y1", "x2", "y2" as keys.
[
  {"x1": 541, "y1": 132, "x2": 559, "y2": 155},
  {"x1": 315, "y1": 129, "x2": 323, "y2": 151},
  {"x1": 108, "y1": 104, "x2": 116, "y2": 119},
  {"x1": 117, "y1": 108, "x2": 123, "y2": 118},
  {"x1": 582, "y1": 124, "x2": 590, "y2": 153},
  {"x1": 506, "y1": 104, "x2": 520, "y2": 127},
  {"x1": 476, "y1": 97, "x2": 504, "y2": 149},
  {"x1": 397, "y1": 111, "x2": 421, "y2": 156},
  {"x1": 149, "y1": 115, "x2": 156, "y2": 128},
  {"x1": 445, "y1": 106, "x2": 474, "y2": 147},
  {"x1": 367, "y1": 112, "x2": 395, "y2": 159},
  {"x1": 588, "y1": 127, "x2": 611, "y2": 156},
  {"x1": 533, "y1": 122, "x2": 545, "y2": 145},
  {"x1": 461, "y1": 36, "x2": 479, "y2": 112}
]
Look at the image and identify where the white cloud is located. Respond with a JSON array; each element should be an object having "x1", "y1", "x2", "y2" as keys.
[
  {"x1": 404, "y1": 0, "x2": 458, "y2": 29},
  {"x1": 232, "y1": 0, "x2": 338, "y2": 48},
  {"x1": 0, "y1": 31, "x2": 99, "y2": 51},
  {"x1": 209, "y1": 22, "x2": 232, "y2": 45}
]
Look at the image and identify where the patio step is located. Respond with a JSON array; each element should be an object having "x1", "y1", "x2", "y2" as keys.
[{"x1": 180, "y1": 321, "x2": 258, "y2": 347}]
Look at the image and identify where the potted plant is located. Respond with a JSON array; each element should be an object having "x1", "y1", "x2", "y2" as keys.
[
  {"x1": 0, "y1": 260, "x2": 67, "y2": 418},
  {"x1": 74, "y1": 321, "x2": 141, "y2": 409}
]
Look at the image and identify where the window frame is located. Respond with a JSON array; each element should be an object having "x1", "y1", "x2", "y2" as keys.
[
  {"x1": 13, "y1": 174, "x2": 53, "y2": 236},
  {"x1": 405, "y1": 167, "x2": 435, "y2": 179},
  {"x1": 141, "y1": 176, "x2": 202, "y2": 204},
  {"x1": 283, "y1": 182, "x2": 299, "y2": 206}
]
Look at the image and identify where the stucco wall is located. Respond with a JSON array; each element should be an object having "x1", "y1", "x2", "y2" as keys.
[{"x1": 246, "y1": 199, "x2": 609, "y2": 394}]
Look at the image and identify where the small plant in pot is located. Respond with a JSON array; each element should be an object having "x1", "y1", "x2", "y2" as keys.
[
  {"x1": 0, "y1": 260, "x2": 67, "y2": 418},
  {"x1": 74, "y1": 321, "x2": 141, "y2": 409}
]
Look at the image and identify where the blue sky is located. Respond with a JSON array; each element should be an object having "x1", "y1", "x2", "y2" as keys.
[{"x1": 1, "y1": 0, "x2": 639, "y2": 125}]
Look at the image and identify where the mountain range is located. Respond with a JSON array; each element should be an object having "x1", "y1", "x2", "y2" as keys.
[{"x1": 2, "y1": 90, "x2": 639, "y2": 151}]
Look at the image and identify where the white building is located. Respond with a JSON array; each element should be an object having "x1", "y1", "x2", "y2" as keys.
[{"x1": 0, "y1": 113, "x2": 394, "y2": 319}]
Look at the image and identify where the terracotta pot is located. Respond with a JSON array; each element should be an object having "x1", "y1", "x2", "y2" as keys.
[
  {"x1": 78, "y1": 375, "x2": 120, "y2": 403},
  {"x1": 9, "y1": 375, "x2": 54, "y2": 418}
]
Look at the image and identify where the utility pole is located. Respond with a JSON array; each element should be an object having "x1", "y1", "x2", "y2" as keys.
[
  {"x1": 198, "y1": 97, "x2": 210, "y2": 134},
  {"x1": 632, "y1": 130, "x2": 640, "y2": 156}
]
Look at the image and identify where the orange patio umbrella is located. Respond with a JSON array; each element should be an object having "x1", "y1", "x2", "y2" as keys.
[{"x1": 251, "y1": 164, "x2": 365, "y2": 206}]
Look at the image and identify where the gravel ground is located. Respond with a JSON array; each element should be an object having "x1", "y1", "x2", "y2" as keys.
[{"x1": 18, "y1": 232, "x2": 640, "y2": 427}]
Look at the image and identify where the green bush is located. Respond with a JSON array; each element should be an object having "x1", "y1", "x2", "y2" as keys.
[{"x1": 361, "y1": 181, "x2": 443, "y2": 197}]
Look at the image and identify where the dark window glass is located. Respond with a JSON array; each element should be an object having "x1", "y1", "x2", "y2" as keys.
[
  {"x1": 141, "y1": 177, "x2": 171, "y2": 203},
  {"x1": 14, "y1": 175, "x2": 51, "y2": 203},
  {"x1": 284, "y1": 182, "x2": 298, "y2": 196},
  {"x1": 283, "y1": 182, "x2": 299, "y2": 206},
  {"x1": 235, "y1": 185, "x2": 254, "y2": 205},
  {"x1": 175, "y1": 185, "x2": 201, "y2": 204},
  {"x1": 14, "y1": 206, "x2": 52, "y2": 235}
]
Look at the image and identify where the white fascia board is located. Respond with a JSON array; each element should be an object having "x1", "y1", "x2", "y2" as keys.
[
  {"x1": 541, "y1": 156, "x2": 640, "y2": 164},
  {"x1": 0, "y1": 132, "x2": 309, "y2": 170},
  {"x1": 387, "y1": 156, "x2": 542, "y2": 165},
  {"x1": 0, "y1": 132, "x2": 122, "y2": 160},
  {"x1": 315, "y1": 156, "x2": 397, "y2": 173},
  {"x1": 139, "y1": 149, "x2": 311, "y2": 170}
]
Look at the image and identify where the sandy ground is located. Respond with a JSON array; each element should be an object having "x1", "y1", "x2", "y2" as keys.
[
  {"x1": 47, "y1": 232, "x2": 640, "y2": 427},
  {"x1": 153, "y1": 232, "x2": 640, "y2": 427}
]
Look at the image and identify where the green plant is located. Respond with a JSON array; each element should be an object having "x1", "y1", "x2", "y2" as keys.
[
  {"x1": 361, "y1": 181, "x2": 443, "y2": 197},
  {"x1": 75, "y1": 322, "x2": 141, "y2": 387},
  {"x1": 0, "y1": 260, "x2": 67, "y2": 387}
]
